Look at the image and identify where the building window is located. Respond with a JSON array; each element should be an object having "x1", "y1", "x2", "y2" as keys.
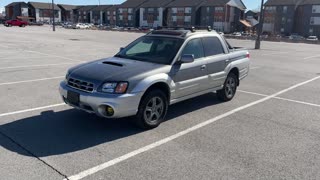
[
  {"x1": 282, "y1": 17, "x2": 286, "y2": 24},
  {"x1": 310, "y1": 28, "x2": 313, "y2": 33},
  {"x1": 214, "y1": 16, "x2": 223, "y2": 22},
  {"x1": 107, "y1": 11, "x2": 110, "y2": 15},
  {"x1": 287, "y1": 18, "x2": 291, "y2": 23},
  {"x1": 119, "y1": 8, "x2": 123, "y2": 13},
  {"x1": 128, "y1": 8, "x2": 133, "y2": 13},
  {"x1": 185, "y1": 16, "x2": 191, "y2": 22},
  {"x1": 177, "y1": 8, "x2": 184, "y2": 13},
  {"x1": 215, "y1": 7, "x2": 224, "y2": 13},
  {"x1": 265, "y1": 6, "x2": 276, "y2": 13},
  {"x1": 206, "y1": 7, "x2": 210, "y2": 13},
  {"x1": 148, "y1": 8, "x2": 154, "y2": 13},
  {"x1": 312, "y1": 5, "x2": 320, "y2": 13},
  {"x1": 311, "y1": 17, "x2": 314, "y2": 25},
  {"x1": 281, "y1": 28, "x2": 284, "y2": 32},
  {"x1": 172, "y1": 16, "x2": 177, "y2": 22},
  {"x1": 128, "y1": 15, "x2": 132, "y2": 21},
  {"x1": 283, "y1": 6, "x2": 287, "y2": 13},
  {"x1": 119, "y1": 15, "x2": 123, "y2": 20},
  {"x1": 185, "y1": 7, "x2": 192, "y2": 14},
  {"x1": 172, "y1": 8, "x2": 177, "y2": 14},
  {"x1": 84, "y1": 11, "x2": 86, "y2": 14}
]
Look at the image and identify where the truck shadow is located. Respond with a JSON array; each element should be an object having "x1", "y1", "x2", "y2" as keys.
[{"x1": 0, "y1": 93, "x2": 222, "y2": 157}]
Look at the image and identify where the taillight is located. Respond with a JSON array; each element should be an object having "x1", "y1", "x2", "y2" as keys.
[{"x1": 246, "y1": 53, "x2": 250, "y2": 58}]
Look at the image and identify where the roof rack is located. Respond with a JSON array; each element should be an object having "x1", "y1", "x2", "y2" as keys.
[{"x1": 155, "y1": 26, "x2": 214, "y2": 32}]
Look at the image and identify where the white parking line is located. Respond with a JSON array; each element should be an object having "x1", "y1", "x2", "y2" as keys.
[
  {"x1": 0, "y1": 76, "x2": 64, "y2": 86},
  {"x1": 66, "y1": 76, "x2": 320, "y2": 180},
  {"x1": 0, "y1": 104, "x2": 66, "y2": 118},
  {"x1": 250, "y1": 66, "x2": 261, "y2": 70},
  {"x1": 262, "y1": 52, "x2": 289, "y2": 56},
  {"x1": 0, "y1": 62, "x2": 82, "y2": 70},
  {"x1": 303, "y1": 55, "x2": 320, "y2": 60},
  {"x1": 25, "y1": 50, "x2": 80, "y2": 62},
  {"x1": 239, "y1": 90, "x2": 320, "y2": 108}
]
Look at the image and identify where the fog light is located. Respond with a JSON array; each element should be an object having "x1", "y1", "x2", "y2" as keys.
[{"x1": 106, "y1": 106, "x2": 114, "y2": 117}]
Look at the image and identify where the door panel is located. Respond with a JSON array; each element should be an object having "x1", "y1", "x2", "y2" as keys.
[
  {"x1": 173, "y1": 59, "x2": 208, "y2": 98},
  {"x1": 172, "y1": 38, "x2": 209, "y2": 99},
  {"x1": 202, "y1": 37, "x2": 228, "y2": 88}
]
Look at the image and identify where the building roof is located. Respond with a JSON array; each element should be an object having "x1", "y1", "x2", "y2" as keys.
[
  {"x1": 106, "y1": 5, "x2": 120, "y2": 11},
  {"x1": 57, "y1": 4, "x2": 78, "y2": 11},
  {"x1": 118, "y1": 0, "x2": 150, "y2": 8},
  {"x1": 265, "y1": 0, "x2": 299, "y2": 6},
  {"x1": 5, "y1": 2, "x2": 28, "y2": 8},
  {"x1": 140, "y1": 0, "x2": 174, "y2": 8},
  {"x1": 301, "y1": 0, "x2": 320, "y2": 5},
  {"x1": 28, "y1": 2, "x2": 60, "y2": 10},
  {"x1": 203, "y1": 0, "x2": 229, "y2": 6},
  {"x1": 77, "y1": 5, "x2": 98, "y2": 11},
  {"x1": 166, "y1": 0, "x2": 207, "y2": 7},
  {"x1": 91, "y1": 5, "x2": 113, "y2": 11}
]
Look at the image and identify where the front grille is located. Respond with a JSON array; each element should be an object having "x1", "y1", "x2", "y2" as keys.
[{"x1": 67, "y1": 78, "x2": 94, "y2": 92}]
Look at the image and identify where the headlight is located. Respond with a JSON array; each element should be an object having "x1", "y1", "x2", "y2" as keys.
[
  {"x1": 65, "y1": 72, "x2": 70, "y2": 82},
  {"x1": 100, "y1": 82, "x2": 128, "y2": 94}
]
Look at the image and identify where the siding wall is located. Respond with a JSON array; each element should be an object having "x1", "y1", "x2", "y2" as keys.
[{"x1": 139, "y1": 7, "x2": 163, "y2": 27}]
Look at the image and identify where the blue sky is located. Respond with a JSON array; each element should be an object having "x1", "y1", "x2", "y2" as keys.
[{"x1": 0, "y1": 0, "x2": 261, "y2": 11}]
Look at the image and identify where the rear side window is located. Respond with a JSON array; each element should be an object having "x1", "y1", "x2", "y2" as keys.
[
  {"x1": 202, "y1": 37, "x2": 225, "y2": 57},
  {"x1": 181, "y1": 38, "x2": 204, "y2": 59}
]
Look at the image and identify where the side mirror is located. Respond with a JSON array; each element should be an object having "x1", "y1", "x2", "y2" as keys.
[
  {"x1": 180, "y1": 54, "x2": 195, "y2": 64},
  {"x1": 120, "y1": 47, "x2": 125, "y2": 52}
]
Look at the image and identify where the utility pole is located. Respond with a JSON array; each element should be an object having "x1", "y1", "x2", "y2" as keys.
[
  {"x1": 52, "y1": 0, "x2": 55, "y2": 31},
  {"x1": 255, "y1": 0, "x2": 265, "y2": 49}
]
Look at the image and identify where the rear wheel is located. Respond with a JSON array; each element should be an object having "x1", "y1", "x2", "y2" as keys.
[
  {"x1": 135, "y1": 90, "x2": 168, "y2": 129},
  {"x1": 217, "y1": 73, "x2": 238, "y2": 101}
]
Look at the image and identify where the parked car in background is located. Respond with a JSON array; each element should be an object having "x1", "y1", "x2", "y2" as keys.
[
  {"x1": 75, "y1": 23, "x2": 89, "y2": 29},
  {"x1": 306, "y1": 36, "x2": 318, "y2": 41},
  {"x1": 233, "y1": 32, "x2": 242, "y2": 37},
  {"x1": 28, "y1": 22, "x2": 44, "y2": 26},
  {"x1": 4, "y1": 19, "x2": 28, "y2": 27},
  {"x1": 289, "y1": 34, "x2": 305, "y2": 41}
]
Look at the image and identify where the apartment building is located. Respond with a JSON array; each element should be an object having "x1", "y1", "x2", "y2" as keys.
[
  {"x1": 166, "y1": 0, "x2": 207, "y2": 27},
  {"x1": 5, "y1": 2, "x2": 29, "y2": 20},
  {"x1": 117, "y1": 0, "x2": 149, "y2": 27},
  {"x1": 198, "y1": 0, "x2": 246, "y2": 32},
  {"x1": 264, "y1": 0, "x2": 320, "y2": 37},
  {"x1": 139, "y1": 0, "x2": 174, "y2": 27},
  {"x1": 90, "y1": 5, "x2": 112, "y2": 24},
  {"x1": 104, "y1": 5, "x2": 118, "y2": 26},
  {"x1": 295, "y1": 0, "x2": 320, "y2": 37},
  {"x1": 58, "y1": 4, "x2": 77, "y2": 22},
  {"x1": 28, "y1": 2, "x2": 61, "y2": 23},
  {"x1": 77, "y1": 5, "x2": 97, "y2": 23}
]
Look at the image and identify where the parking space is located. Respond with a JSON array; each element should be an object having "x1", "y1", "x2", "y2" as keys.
[{"x1": 0, "y1": 26, "x2": 320, "y2": 180}]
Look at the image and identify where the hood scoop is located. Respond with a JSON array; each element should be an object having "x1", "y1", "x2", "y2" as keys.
[{"x1": 102, "y1": 61, "x2": 123, "y2": 67}]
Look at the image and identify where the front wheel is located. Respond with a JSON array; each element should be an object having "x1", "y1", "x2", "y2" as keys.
[
  {"x1": 135, "y1": 90, "x2": 168, "y2": 129},
  {"x1": 217, "y1": 73, "x2": 238, "y2": 101}
]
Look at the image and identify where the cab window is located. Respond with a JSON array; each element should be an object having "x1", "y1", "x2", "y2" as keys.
[
  {"x1": 181, "y1": 38, "x2": 204, "y2": 60},
  {"x1": 202, "y1": 37, "x2": 225, "y2": 57}
]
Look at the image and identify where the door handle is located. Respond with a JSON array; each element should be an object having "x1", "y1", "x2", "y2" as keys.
[{"x1": 200, "y1": 65, "x2": 206, "y2": 70}]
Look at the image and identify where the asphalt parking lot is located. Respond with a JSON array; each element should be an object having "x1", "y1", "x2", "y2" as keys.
[{"x1": 1, "y1": 26, "x2": 320, "y2": 180}]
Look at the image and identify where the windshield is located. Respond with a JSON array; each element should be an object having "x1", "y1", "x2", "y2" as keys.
[{"x1": 115, "y1": 36, "x2": 183, "y2": 65}]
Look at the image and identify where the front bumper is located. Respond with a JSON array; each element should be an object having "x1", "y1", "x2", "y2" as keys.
[{"x1": 59, "y1": 81, "x2": 143, "y2": 118}]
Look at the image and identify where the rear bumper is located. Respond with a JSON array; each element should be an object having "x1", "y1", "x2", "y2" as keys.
[{"x1": 59, "y1": 81, "x2": 143, "y2": 118}]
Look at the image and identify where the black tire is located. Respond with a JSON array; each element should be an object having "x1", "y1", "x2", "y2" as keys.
[
  {"x1": 135, "y1": 89, "x2": 168, "y2": 129},
  {"x1": 217, "y1": 73, "x2": 238, "y2": 102}
]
